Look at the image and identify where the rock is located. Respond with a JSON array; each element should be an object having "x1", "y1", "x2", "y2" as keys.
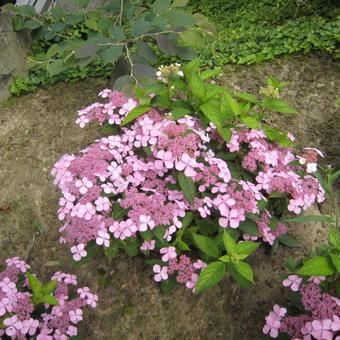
[{"x1": 0, "y1": 12, "x2": 31, "y2": 103}]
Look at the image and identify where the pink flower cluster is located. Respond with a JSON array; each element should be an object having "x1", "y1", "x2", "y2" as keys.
[
  {"x1": 51, "y1": 89, "x2": 325, "y2": 288},
  {"x1": 263, "y1": 278, "x2": 340, "y2": 339},
  {"x1": 152, "y1": 253, "x2": 207, "y2": 292},
  {"x1": 0, "y1": 258, "x2": 97, "y2": 339}
]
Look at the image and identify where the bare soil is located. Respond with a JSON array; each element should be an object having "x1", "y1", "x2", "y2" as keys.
[{"x1": 0, "y1": 53, "x2": 339, "y2": 340}]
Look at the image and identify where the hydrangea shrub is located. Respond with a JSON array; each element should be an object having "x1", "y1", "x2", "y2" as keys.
[
  {"x1": 0, "y1": 257, "x2": 98, "y2": 339},
  {"x1": 51, "y1": 61, "x2": 326, "y2": 293}
]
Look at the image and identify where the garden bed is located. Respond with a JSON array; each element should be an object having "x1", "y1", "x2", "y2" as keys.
[{"x1": 0, "y1": 53, "x2": 338, "y2": 340}]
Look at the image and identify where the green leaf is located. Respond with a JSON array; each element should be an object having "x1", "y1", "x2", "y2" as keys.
[
  {"x1": 131, "y1": 18, "x2": 151, "y2": 37},
  {"x1": 111, "y1": 202, "x2": 127, "y2": 220},
  {"x1": 176, "y1": 46, "x2": 197, "y2": 60},
  {"x1": 104, "y1": 240, "x2": 120, "y2": 260},
  {"x1": 23, "y1": 20, "x2": 41, "y2": 30},
  {"x1": 17, "y1": 5, "x2": 36, "y2": 17},
  {"x1": 263, "y1": 98, "x2": 298, "y2": 114},
  {"x1": 136, "y1": 41, "x2": 157, "y2": 63},
  {"x1": 180, "y1": 30, "x2": 204, "y2": 47},
  {"x1": 182, "y1": 212, "x2": 194, "y2": 229},
  {"x1": 51, "y1": 6, "x2": 64, "y2": 20},
  {"x1": 240, "y1": 116, "x2": 261, "y2": 129},
  {"x1": 226, "y1": 263, "x2": 251, "y2": 288},
  {"x1": 235, "y1": 241, "x2": 260, "y2": 258},
  {"x1": 121, "y1": 238, "x2": 139, "y2": 257},
  {"x1": 195, "y1": 262, "x2": 225, "y2": 293},
  {"x1": 47, "y1": 60, "x2": 64, "y2": 77},
  {"x1": 121, "y1": 105, "x2": 152, "y2": 126},
  {"x1": 329, "y1": 254, "x2": 340, "y2": 273},
  {"x1": 222, "y1": 92, "x2": 241, "y2": 116},
  {"x1": 234, "y1": 93, "x2": 260, "y2": 105},
  {"x1": 41, "y1": 280, "x2": 57, "y2": 296},
  {"x1": 156, "y1": 36, "x2": 177, "y2": 56},
  {"x1": 75, "y1": 42, "x2": 100, "y2": 59},
  {"x1": 151, "y1": 95, "x2": 171, "y2": 108},
  {"x1": 153, "y1": 0, "x2": 171, "y2": 14},
  {"x1": 173, "y1": 0, "x2": 188, "y2": 7},
  {"x1": 233, "y1": 262, "x2": 254, "y2": 283},
  {"x1": 200, "y1": 69, "x2": 220, "y2": 80},
  {"x1": 278, "y1": 234, "x2": 298, "y2": 248},
  {"x1": 27, "y1": 272, "x2": 42, "y2": 295},
  {"x1": 109, "y1": 26, "x2": 126, "y2": 41},
  {"x1": 73, "y1": 241, "x2": 97, "y2": 266},
  {"x1": 287, "y1": 215, "x2": 334, "y2": 223},
  {"x1": 71, "y1": 0, "x2": 90, "y2": 9},
  {"x1": 177, "y1": 172, "x2": 195, "y2": 204},
  {"x1": 192, "y1": 233, "x2": 219, "y2": 258},
  {"x1": 65, "y1": 14, "x2": 85, "y2": 25},
  {"x1": 100, "y1": 45, "x2": 123, "y2": 64},
  {"x1": 297, "y1": 256, "x2": 335, "y2": 276},
  {"x1": 223, "y1": 230, "x2": 236, "y2": 254},
  {"x1": 12, "y1": 16, "x2": 25, "y2": 31},
  {"x1": 160, "y1": 274, "x2": 177, "y2": 294},
  {"x1": 41, "y1": 295, "x2": 59, "y2": 306},
  {"x1": 285, "y1": 256, "x2": 297, "y2": 271},
  {"x1": 239, "y1": 219, "x2": 259, "y2": 236},
  {"x1": 329, "y1": 230, "x2": 340, "y2": 250}
]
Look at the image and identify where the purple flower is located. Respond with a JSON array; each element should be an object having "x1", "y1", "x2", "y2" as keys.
[
  {"x1": 21, "y1": 318, "x2": 39, "y2": 336},
  {"x1": 70, "y1": 244, "x2": 87, "y2": 261},
  {"x1": 69, "y1": 309, "x2": 83, "y2": 324},
  {"x1": 263, "y1": 305, "x2": 287, "y2": 338},
  {"x1": 3, "y1": 315, "x2": 23, "y2": 337},
  {"x1": 139, "y1": 215, "x2": 155, "y2": 232},
  {"x1": 311, "y1": 319, "x2": 333, "y2": 340},
  {"x1": 140, "y1": 240, "x2": 156, "y2": 251},
  {"x1": 282, "y1": 275, "x2": 303, "y2": 292},
  {"x1": 160, "y1": 247, "x2": 177, "y2": 262},
  {"x1": 75, "y1": 177, "x2": 93, "y2": 194},
  {"x1": 96, "y1": 230, "x2": 110, "y2": 247},
  {"x1": 175, "y1": 153, "x2": 198, "y2": 177},
  {"x1": 153, "y1": 265, "x2": 168, "y2": 282}
]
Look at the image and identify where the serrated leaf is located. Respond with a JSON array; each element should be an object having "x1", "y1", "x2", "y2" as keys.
[
  {"x1": 329, "y1": 230, "x2": 340, "y2": 249},
  {"x1": 104, "y1": 241, "x2": 120, "y2": 260},
  {"x1": 109, "y1": 26, "x2": 126, "y2": 41},
  {"x1": 176, "y1": 46, "x2": 197, "y2": 60},
  {"x1": 17, "y1": 5, "x2": 36, "y2": 17},
  {"x1": 285, "y1": 256, "x2": 297, "y2": 271},
  {"x1": 192, "y1": 233, "x2": 219, "y2": 258},
  {"x1": 27, "y1": 272, "x2": 42, "y2": 295},
  {"x1": 239, "y1": 219, "x2": 259, "y2": 236},
  {"x1": 84, "y1": 18, "x2": 99, "y2": 31},
  {"x1": 151, "y1": 95, "x2": 171, "y2": 108},
  {"x1": 65, "y1": 14, "x2": 85, "y2": 25},
  {"x1": 100, "y1": 45, "x2": 123, "y2": 64},
  {"x1": 12, "y1": 16, "x2": 25, "y2": 31},
  {"x1": 263, "y1": 98, "x2": 298, "y2": 114},
  {"x1": 173, "y1": 0, "x2": 188, "y2": 7},
  {"x1": 41, "y1": 295, "x2": 59, "y2": 306},
  {"x1": 177, "y1": 172, "x2": 195, "y2": 204},
  {"x1": 41, "y1": 280, "x2": 57, "y2": 296},
  {"x1": 71, "y1": 0, "x2": 90, "y2": 9},
  {"x1": 234, "y1": 93, "x2": 260, "y2": 104},
  {"x1": 200, "y1": 69, "x2": 220, "y2": 80},
  {"x1": 297, "y1": 256, "x2": 335, "y2": 276},
  {"x1": 287, "y1": 215, "x2": 334, "y2": 223},
  {"x1": 235, "y1": 241, "x2": 260, "y2": 258},
  {"x1": 226, "y1": 263, "x2": 251, "y2": 288},
  {"x1": 195, "y1": 262, "x2": 225, "y2": 293},
  {"x1": 223, "y1": 230, "x2": 236, "y2": 254},
  {"x1": 75, "y1": 42, "x2": 100, "y2": 59},
  {"x1": 329, "y1": 254, "x2": 340, "y2": 273},
  {"x1": 180, "y1": 30, "x2": 204, "y2": 47},
  {"x1": 152, "y1": 0, "x2": 171, "y2": 14},
  {"x1": 133, "y1": 63, "x2": 157, "y2": 80},
  {"x1": 136, "y1": 41, "x2": 157, "y2": 62},
  {"x1": 23, "y1": 20, "x2": 41, "y2": 30},
  {"x1": 240, "y1": 116, "x2": 261, "y2": 129},
  {"x1": 233, "y1": 262, "x2": 254, "y2": 283},
  {"x1": 113, "y1": 75, "x2": 133, "y2": 92},
  {"x1": 47, "y1": 60, "x2": 64, "y2": 77},
  {"x1": 278, "y1": 234, "x2": 298, "y2": 248},
  {"x1": 121, "y1": 105, "x2": 152, "y2": 126},
  {"x1": 131, "y1": 18, "x2": 151, "y2": 37},
  {"x1": 156, "y1": 36, "x2": 177, "y2": 56},
  {"x1": 51, "y1": 6, "x2": 64, "y2": 20}
]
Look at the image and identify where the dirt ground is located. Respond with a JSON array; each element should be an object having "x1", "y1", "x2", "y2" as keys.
[{"x1": 0, "y1": 53, "x2": 339, "y2": 340}]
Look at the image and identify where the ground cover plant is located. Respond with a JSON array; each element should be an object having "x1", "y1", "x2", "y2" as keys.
[
  {"x1": 0, "y1": 257, "x2": 98, "y2": 339},
  {"x1": 50, "y1": 61, "x2": 329, "y2": 295},
  {"x1": 189, "y1": 0, "x2": 340, "y2": 66},
  {"x1": 2, "y1": 0, "x2": 212, "y2": 96}
]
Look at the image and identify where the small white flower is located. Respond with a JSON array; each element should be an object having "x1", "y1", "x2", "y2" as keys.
[
  {"x1": 306, "y1": 162, "x2": 317, "y2": 173},
  {"x1": 298, "y1": 157, "x2": 306, "y2": 165},
  {"x1": 177, "y1": 71, "x2": 184, "y2": 77}
]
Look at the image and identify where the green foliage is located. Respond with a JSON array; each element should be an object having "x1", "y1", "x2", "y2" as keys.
[
  {"x1": 3, "y1": 0, "x2": 212, "y2": 96},
  {"x1": 27, "y1": 272, "x2": 59, "y2": 305},
  {"x1": 189, "y1": 0, "x2": 340, "y2": 66}
]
